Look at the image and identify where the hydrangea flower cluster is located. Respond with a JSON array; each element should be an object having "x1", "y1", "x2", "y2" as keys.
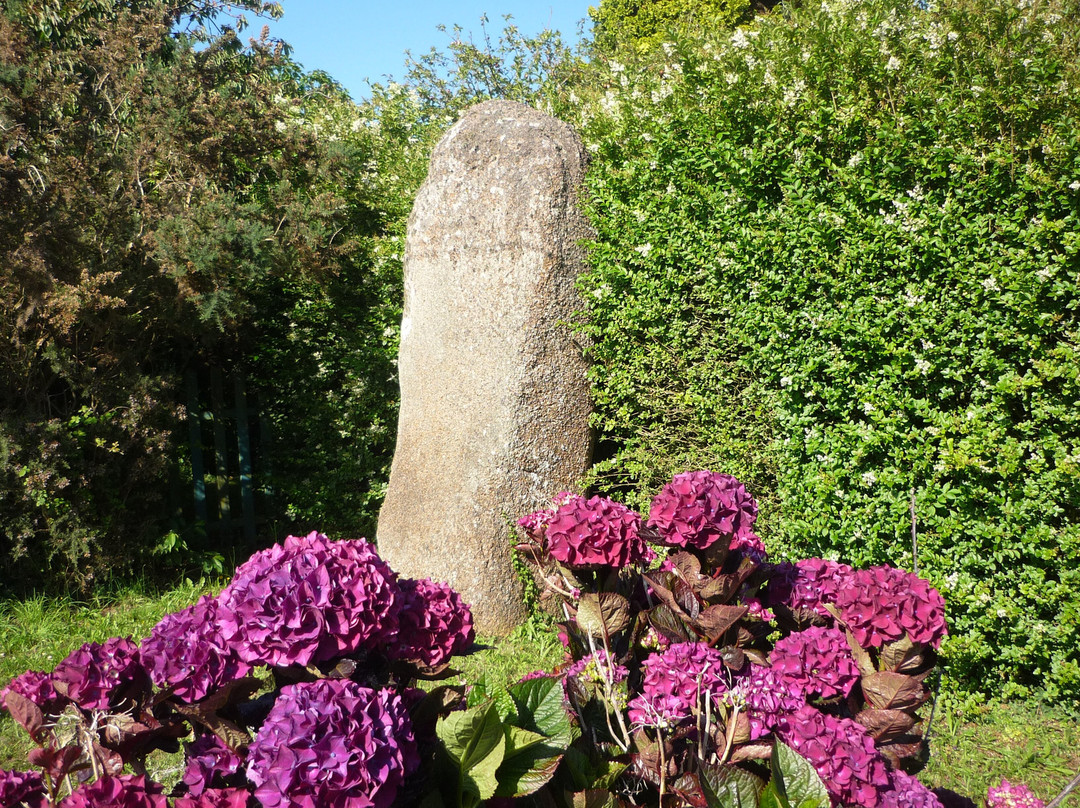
[
  {"x1": 777, "y1": 706, "x2": 891, "y2": 808},
  {"x1": 246, "y1": 679, "x2": 419, "y2": 808},
  {"x1": 51, "y1": 637, "x2": 147, "y2": 711},
  {"x1": 770, "y1": 558, "x2": 855, "y2": 618},
  {"x1": 216, "y1": 532, "x2": 401, "y2": 668},
  {"x1": 986, "y1": 779, "x2": 1046, "y2": 808},
  {"x1": 0, "y1": 768, "x2": 47, "y2": 808},
  {"x1": 771, "y1": 627, "x2": 861, "y2": 700},
  {"x1": 392, "y1": 577, "x2": 476, "y2": 668},
  {"x1": 0, "y1": 669, "x2": 64, "y2": 720},
  {"x1": 882, "y1": 770, "x2": 944, "y2": 808},
  {"x1": 140, "y1": 595, "x2": 250, "y2": 703},
  {"x1": 173, "y1": 789, "x2": 250, "y2": 808},
  {"x1": 835, "y1": 566, "x2": 948, "y2": 649},
  {"x1": 182, "y1": 734, "x2": 245, "y2": 797},
  {"x1": 627, "y1": 642, "x2": 730, "y2": 728},
  {"x1": 646, "y1": 470, "x2": 763, "y2": 555},
  {"x1": 59, "y1": 775, "x2": 167, "y2": 808},
  {"x1": 725, "y1": 663, "x2": 806, "y2": 739},
  {"x1": 544, "y1": 494, "x2": 652, "y2": 568}
]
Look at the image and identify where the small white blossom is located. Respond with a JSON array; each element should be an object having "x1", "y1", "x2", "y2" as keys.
[
  {"x1": 1069, "y1": 180, "x2": 1080, "y2": 191},
  {"x1": 634, "y1": 243, "x2": 653, "y2": 258},
  {"x1": 861, "y1": 471, "x2": 877, "y2": 487},
  {"x1": 982, "y1": 277, "x2": 1000, "y2": 291},
  {"x1": 915, "y1": 358, "x2": 932, "y2": 374},
  {"x1": 780, "y1": 375, "x2": 793, "y2": 388},
  {"x1": 886, "y1": 55, "x2": 902, "y2": 71}
]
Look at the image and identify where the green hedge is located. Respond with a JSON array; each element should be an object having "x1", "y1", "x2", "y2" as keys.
[{"x1": 577, "y1": 0, "x2": 1080, "y2": 706}]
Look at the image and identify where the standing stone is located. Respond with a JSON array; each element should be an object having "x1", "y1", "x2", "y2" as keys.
[{"x1": 376, "y1": 100, "x2": 593, "y2": 636}]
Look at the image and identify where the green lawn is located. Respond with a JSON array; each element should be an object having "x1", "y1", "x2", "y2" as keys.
[{"x1": 1, "y1": 586, "x2": 1076, "y2": 806}]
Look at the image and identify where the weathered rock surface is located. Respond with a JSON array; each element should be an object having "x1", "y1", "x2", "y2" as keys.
[{"x1": 376, "y1": 100, "x2": 593, "y2": 635}]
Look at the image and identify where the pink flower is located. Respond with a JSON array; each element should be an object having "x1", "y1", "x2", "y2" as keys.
[
  {"x1": 834, "y1": 566, "x2": 947, "y2": 649},
  {"x1": 59, "y1": 775, "x2": 168, "y2": 808},
  {"x1": 882, "y1": 770, "x2": 943, "y2": 808},
  {"x1": 769, "y1": 558, "x2": 854, "y2": 618},
  {"x1": 216, "y1": 533, "x2": 400, "y2": 668},
  {"x1": 140, "y1": 595, "x2": 250, "y2": 703},
  {"x1": 391, "y1": 578, "x2": 474, "y2": 668},
  {"x1": 627, "y1": 642, "x2": 729, "y2": 728},
  {"x1": 986, "y1": 779, "x2": 1045, "y2": 808},
  {"x1": 647, "y1": 471, "x2": 763, "y2": 555},
  {"x1": 246, "y1": 679, "x2": 418, "y2": 808},
  {"x1": 174, "y1": 790, "x2": 250, "y2": 808},
  {"x1": 545, "y1": 495, "x2": 652, "y2": 568},
  {"x1": 771, "y1": 627, "x2": 861, "y2": 700},
  {"x1": 776, "y1": 706, "x2": 891, "y2": 807},
  {"x1": 51, "y1": 637, "x2": 148, "y2": 712},
  {"x1": 0, "y1": 769, "x2": 48, "y2": 808}
]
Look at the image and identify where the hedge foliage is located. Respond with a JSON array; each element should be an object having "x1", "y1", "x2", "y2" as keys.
[{"x1": 576, "y1": 0, "x2": 1080, "y2": 706}]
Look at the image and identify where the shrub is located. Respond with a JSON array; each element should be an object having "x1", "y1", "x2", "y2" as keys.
[{"x1": 576, "y1": 0, "x2": 1080, "y2": 706}]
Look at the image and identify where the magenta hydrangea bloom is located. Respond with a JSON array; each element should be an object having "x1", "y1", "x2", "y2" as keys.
[
  {"x1": 986, "y1": 779, "x2": 1045, "y2": 808},
  {"x1": 51, "y1": 637, "x2": 148, "y2": 712},
  {"x1": 246, "y1": 679, "x2": 419, "y2": 808},
  {"x1": 882, "y1": 770, "x2": 944, "y2": 808},
  {"x1": 391, "y1": 578, "x2": 475, "y2": 668},
  {"x1": 771, "y1": 627, "x2": 861, "y2": 700},
  {"x1": 627, "y1": 642, "x2": 729, "y2": 728},
  {"x1": 1, "y1": 669, "x2": 65, "y2": 718},
  {"x1": 174, "y1": 789, "x2": 250, "y2": 808},
  {"x1": 647, "y1": 471, "x2": 762, "y2": 555},
  {"x1": 216, "y1": 533, "x2": 400, "y2": 668},
  {"x1": 140, "y1": 595, "x2": 251, "y2": 703},
  {"x1": 59, "y1": 775, "x2": 168, "y2": 808},
  {"x1": 777, "y1": 706, "x2": 891, "y2": 808},
  {"x1": 545, "y1": 495, "x2": 652, "y2": 568},
  {"x1": 183, "y1": 734, "x2": 245, "y2": 797},
  {"x1": 834, "y1": 566, "x2": 948, "y2": 649},
  {"x1": 769, "y1": 558, "x2": 855, "y2": 618},
  {"x1": 725, "y1": 664, "x2": 805, "y2": 739},
  {"x1": 0, "y1": 769, "x2": 48, "y2": 808}
]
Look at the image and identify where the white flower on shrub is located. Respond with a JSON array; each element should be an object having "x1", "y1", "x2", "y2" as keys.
[{"x1": 861, "y1": 471, "x2": 877, "y2": 487}]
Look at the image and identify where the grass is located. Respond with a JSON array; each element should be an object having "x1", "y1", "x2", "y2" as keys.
[{"x1": 1, "y1": 586, "x2": 1077, "y2": 806}]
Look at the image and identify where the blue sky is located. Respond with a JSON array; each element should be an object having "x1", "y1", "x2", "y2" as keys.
[{"x1": 261, "y1": 1, "x2": 593, "y2": 101}]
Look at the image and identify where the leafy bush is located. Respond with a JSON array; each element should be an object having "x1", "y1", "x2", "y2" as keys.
[{"x1": 575, "y1": 0, "x2": 1080, "y2": 706}]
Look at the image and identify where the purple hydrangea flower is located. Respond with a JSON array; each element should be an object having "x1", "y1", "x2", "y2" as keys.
[
  {"x1": 140, "y1": 595, "x2": 251, "y2": 703},
  {"x1": 216, "y1": 533, "x2": 400, "y2": 668},
  {"x1": 882, "y1": 770, "x2": 944, "y2": 808},
  {"x1": 51, "y1": 637, "x2": 148, "y2": 712},
  {"x1": 183, "y1": 734, "x2": 245, "y2": 797},
  {"x1": 771, "y1": 627, "x2": 861, "y2": 700},
  {"x1": 59, "y1": 775, "x2": 168, "y2": 808},
  {"x1": 834, "y1": 566, "x2": 948, "y2": 649},
  {"x1": 545, "y1": 495, "x2": 652, "y2": 568},
  {"x1": 769, "y1": 558, "x2": 855, "y2": 618},
  {"x1": 724, "y1": 663, "x2": 805, "y2": 739},
  {"x1": 647, "y1": 471, "x2": 763, "y2": 555},
  {"x1": 986, "y1": 779, "x2": 1045, "y2": 808},
  {"x1": 246, "y1": 679, "x2": 419, "y2": 808},
  {"x1": 174, "y1": 789, "x2": 250, "y2": 808},
  {"x1": 1, "y1": 669, "x2": 66, "y2": 719},
  {"x1": 391, "y1": 578, "x2": 475, "y2": 669},
  {"x1": 0, "y1": 769, "x2": 48, "y2": 808},
  {"x1": 776, "y1": 706, "x2": 891, "y2": 808},
  {"x1": 564, "y1": 649, "x2": 629, "y2": 689},
  {"x1": 517, "y1": 492, "x2": 575, "y2": 543},
  {"x1": 627, "y1": 642, "x2": 729, "y2": 728}
]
